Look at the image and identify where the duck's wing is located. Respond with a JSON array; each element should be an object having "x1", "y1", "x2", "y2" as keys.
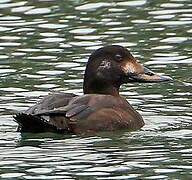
[
  {"x1": 31, "y1": 102, "x2": 96, "y2": 133},
  {"x1": 14, "y1": 103, "x2": 94, "y2": 133},
  {"x1": 25, "y1": 92, "x2": 77, "y2": 114},
  {"x1": 13, "y1": 92, "x2": 77, "y2": 133}
]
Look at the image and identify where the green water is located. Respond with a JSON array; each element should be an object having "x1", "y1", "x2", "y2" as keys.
[{"x1": 0, "y1": 0, "x2": 191, "y2": 179}]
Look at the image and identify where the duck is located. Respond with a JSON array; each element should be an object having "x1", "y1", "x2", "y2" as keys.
[{"x1": 14, "y1": 45, "x2": 172, "y2": 134}]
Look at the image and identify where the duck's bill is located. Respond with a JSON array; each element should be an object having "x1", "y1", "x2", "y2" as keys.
[{"x1": 129, "y1": 67, "x2": 173, "y2": 83}]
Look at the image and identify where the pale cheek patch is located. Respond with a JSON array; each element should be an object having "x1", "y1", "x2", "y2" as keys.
[{"x1": 98, "y1": 60, "x2": 111, "y2": 71}]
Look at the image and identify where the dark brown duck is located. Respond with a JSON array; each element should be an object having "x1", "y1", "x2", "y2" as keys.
[{"x1": 14, "y1": 45, "x2": 172, "y2": 134}]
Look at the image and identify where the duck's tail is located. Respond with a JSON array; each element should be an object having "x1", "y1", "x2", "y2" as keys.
[{"x1": 13, "y1": 113, "x2": 67, "y2": 133}]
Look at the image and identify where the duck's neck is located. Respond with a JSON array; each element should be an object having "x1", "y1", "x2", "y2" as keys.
[{"x1": 83, "y1": 78, "x2": 120, "y2": 96}]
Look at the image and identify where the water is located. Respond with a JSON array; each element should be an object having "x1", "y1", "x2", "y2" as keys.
[{"x1": 0, "y1": 0, "x2": 191, "y2": 179}]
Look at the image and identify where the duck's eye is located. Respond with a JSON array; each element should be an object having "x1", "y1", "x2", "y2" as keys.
[{"x1": 115, "y1": 54, "x2": 123, "y2": 62}]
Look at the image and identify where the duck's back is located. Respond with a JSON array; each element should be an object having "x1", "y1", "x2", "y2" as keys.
[
  {"x1": 25, "y1": 92, "x2": 77, "y2": 114},
  {"x1": 14, "y1": 93, "x2": 144, "y2": 134}
]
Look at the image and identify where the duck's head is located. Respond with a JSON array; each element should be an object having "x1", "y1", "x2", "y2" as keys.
[{"x1": 83, "y1": 45, "x2": 172, "y2": 96}]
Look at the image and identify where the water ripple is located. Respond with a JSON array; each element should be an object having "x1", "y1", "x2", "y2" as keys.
[
  {"x1": 75, "y1": 3, "x2": 111, "y2": 11},
  {"x1": 25, "y1": 8, "x2": 51, "y2": 15},
  {"x1": 69, "y1": 28, "x2": 96, "y2": 35},
  {"x1": 117, "y1": 0, "x2": 147, "y2": 7}
]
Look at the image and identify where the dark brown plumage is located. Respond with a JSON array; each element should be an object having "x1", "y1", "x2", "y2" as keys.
[{"x1": 14, "y1": 45, "x2": 172, "y2": 134}]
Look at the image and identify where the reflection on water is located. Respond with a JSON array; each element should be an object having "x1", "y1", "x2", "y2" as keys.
[{"x1": 0, "y1": 0, "x2": 191, "y2": 179}]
